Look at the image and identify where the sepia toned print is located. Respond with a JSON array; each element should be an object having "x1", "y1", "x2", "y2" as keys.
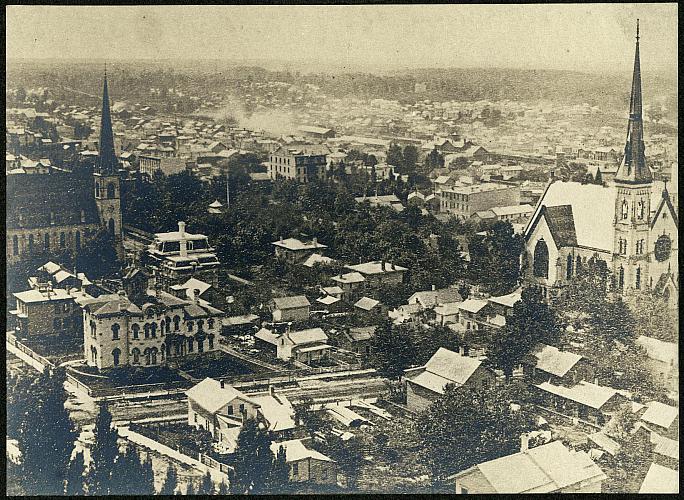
[{"x1": 5, "y1": 4, "x2": 678, "y2": 495}]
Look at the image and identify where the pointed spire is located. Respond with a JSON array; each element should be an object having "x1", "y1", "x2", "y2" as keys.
[
  {"x1": 97, "y1": 67, "x2": 118, "y2": 175},
  {"x1": 615, "y1": 19, "x2": 651, "y2": 184}
]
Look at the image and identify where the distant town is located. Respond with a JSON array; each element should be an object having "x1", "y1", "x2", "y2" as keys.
[{"x1": 5, "y1": 11, "x2": 679, "y2": 496}]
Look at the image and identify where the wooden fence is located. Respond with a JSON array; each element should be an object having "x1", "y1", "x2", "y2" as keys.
[{"x1": 7, "y1": 334, "x2": 55, "y2": 371}]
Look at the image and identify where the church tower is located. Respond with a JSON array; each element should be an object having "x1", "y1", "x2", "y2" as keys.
[
  {"x1": 94, "y1": 68, "x2": 124, "y2": 258},
  {"x1": 613, "y1": 20, "x2": 652, "y2": 293}
]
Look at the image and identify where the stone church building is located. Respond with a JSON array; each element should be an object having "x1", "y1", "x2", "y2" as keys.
[{"x1": 524, "y1": 25, "x2": 678, "y2": 307}]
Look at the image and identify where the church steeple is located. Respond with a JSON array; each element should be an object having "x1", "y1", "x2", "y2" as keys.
[
  {"x1": 615, "y1": 19, "x2": 652, "y2": 184},
  {"x1": 97, "y1": 67, "x2": 118, "y2": 174}
]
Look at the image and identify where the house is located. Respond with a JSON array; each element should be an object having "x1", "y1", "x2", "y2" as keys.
[
  {"x1": 434, "y1": 302, "x2": 461, "y2": 326},
  {"x1": 255, "y1": 328, "x2": 280, "y2": 355},
  {"x1": 331, "y1": 272, "x2": 366, "y2": 301},
  {"x1": 636, "y1": 335, "x2": 678, "y2": 392},
  {"x1": 354, "y1": 194, "x2": 405, "y2": 212},
  {"x1": 440, "y1": 183, "x2": 521, "y2": 219},
  {"x1": 315, "y1": 293, "x2": 345, "y2": 313},
  {"x1": 270, "y1": 295, "x2": 311, "y2": 323},
  {"x1": 272, "y1": 237, "x2": 328, "y2": 264},
  {"x1": 302, "y1": 253, "x2": 336, "y2": 268},
  {"x1": 220, "y1": 314, "x2": 260, "y2": 336},
  {"x1": 9, "y1": 285, "x2": 89, "y2": 338},
  {"x1": 268, "y1": 145, "x2": 328, "y2": 183},
  {"x1": 534, "y1": 381, "x2": 628, "y2": 425},
  {"x1": 449, "y1": 440, "x2": 606, "y2": 493},
  {"x1": 353, "y1": 296, "x2": 382, "y2": 315},
  {"x1": 276, "y1": 328, "x2": 331, "y2": 364},
  {"x1": 270, "y1": 439, "x2": 337, "y2": 485},
  {"x1": 456, "y1": 298, "x2": 489, "y2": 331},
  {"x1": 403, "y1": 347, "x2": 496, "y2": 413},
  {"x1": 639, "y1": 401, "x2": 678, "y2": 440},
  {"x1": 407, "y1": 287, "x2": 463, "y2": 310},
  {"x1": 338, "y1": 326, "x2": 376, "y2": 357},
  {"x1": 490, "y1": 204, "x2": 534, "y2": 223},
  {"x1": 639, "y1": 463, "x2": 678, "y2": 493},
  {"x1": 522, "y1": 344, "x2": 593, "y2": 386},
  {"x1": 345, "y1": 260, "x2": 407, "y2": 287},
  {"x1": 187, "y1": 378, "x2": 296, "y2": 452}
]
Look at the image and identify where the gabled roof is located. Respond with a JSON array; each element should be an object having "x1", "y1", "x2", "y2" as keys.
[
  {"x1": 640, "y1": 401, "x2": 678, "y2": 429},
  {"x1": 458, "y1": 298, "x2": 488, "y2": 314},
  {"x1": 345, "y1": 326, "x2": 376, "y2": 342},
  {"x1": 285, "y1": 328, "x2": 328, "y2": 346},
  {"x1": 302, "y1": 253, "x2": 336, "y2": 267},
  {"x1": 316, "y1": 295, "x2": 340, "y2": 305},
  {"x1": 186, "y1": 378, "x2": 259, "y2": 415},
  {"x1": 346, "y1": 260, "x2": 408, "y2": 275},
  {"x1": 250, "y1": 393, "x2": 296, "y2": 432},
  {"x1": 636, "y1": 336, "x2": 677, "y2": 364},
  {"x1": 639, "y1": 463, "x2": 678, "y2": 493},
  {"x1": 488, "y1": 290, "x2": 522, "y2": 308},
  {"x1": 272, "y1": 237, "x2": 327, "y2": 251},
  {"x1": 405, "y1": 348, "x2": 485, "y2": 395},
  {"x1": 453, "y1": 440, "x2": 606, "y2": 493},
  {"x1": 332, "y1": 272, "x2": 366, "y2": 284},
  {"x1": 527, "y1": 344, "x2": 583, "y2": 378},
  {"x1": 354, "y1": 296, "x2": 381, "y2": 311},
  {"x1": 541, "y1": 205, "x2": 578, "y2": 248},
  {"x1": 270, "y1": 439, "x2": 334, "y2": 463},
  {"x1": 535, "y1": 381, "x2": 619, "y2": 410},
  {"x1": 650, "y1": 189, "x2": 679, "y2": 229},
  {"x1": 273, "y1": 295, "x2": 310, "y2": 310},
  {"x1": 408, "y1": 288, "x2": 463, "y2": 308},
  {"x1": 255, "y1": 328, "x2": 280, "y2": 345}
]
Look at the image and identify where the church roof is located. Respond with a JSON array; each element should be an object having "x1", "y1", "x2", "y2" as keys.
[
  {"x1": 541, "y1": 205, "x2": 578, "y2": 248},
  {"x1": 6, "y1": 172, "x2": 100, "y2": 230},
  {"x1": 97, "y1": 71, "x2": 118, "y2": 174}
]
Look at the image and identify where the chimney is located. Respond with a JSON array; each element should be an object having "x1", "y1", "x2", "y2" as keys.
[
  {"x1": 381, "y1": 260, "x2": 387, "y2": 271},
  {"x1": 269, "y1": 385, "x2": 274, "y2": 396},
  {"x1": 178, "y1": 221, "x2": 186, "y2": 237},
  {"x1": 220, "y1": 379, "x2": 225, "y2": 389},
  {"x1": 432, "y1": 284, "x2": 436, "y2": 291},
  {"x1": 520, "y1": 433, "x2": 529, "y2": 452}
]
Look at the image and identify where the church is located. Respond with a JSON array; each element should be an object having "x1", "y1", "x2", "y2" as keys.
[
  {"x1": 523, "y1": 23, "x2": 678, "y2": 307},
  {"x1": 6, "y1": 72, "x2": 124, "y2": 265}
]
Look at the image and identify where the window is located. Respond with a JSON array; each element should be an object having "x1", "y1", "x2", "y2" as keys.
[
  {"x1": 239, "y1": 404, "x2": 245, "y2": 413},
  {"x1": 144, "y1": 348, "x2": 151, "y2": 365},
  {"x1": 194, "y1": 413, "x2": 198, "y2": 423},
  {"x1": 576, "y1": 255, "x2": 582, "y2": 275},
  {"x1": 566, "y1": 255, "x2": 573, "y2": 279},
  {"x1": 635, "y1": 267, "x2": 641, "y2": 290},
  {"x1": 188, "y1": 337, "x2": 194, "y2": 352},
  {"x1": 208, "y1": 334, "x2": 214, "y2": 350},
  {"x1": 292, "y1": 463, "x2": 299, "y2": 476},
  {"x1": 132, "y1": 348, "x2": 140, "y2": 364},
  {"x1": 132, "y1": 324, "x2": 140, "y2": 339},
  {"x1": 198, "y1": 319, "x2": 205, "y2": 331},
  {"x1": 28, "y1": 234, "x2": 34, "y2": 253},
  {"x1": 621, "y1": 199, "x2": 629, "y2": 220},
  {"x1": 151, "y1": 348, "x2": 158, "y2": 365},
  {"x1": 188, "y1": 322, "x2": 194, "y2": 332},
  {"x1": 112, "y1": 348, "x2": 121, "y2": 366},
  {"x1": 227, "y1": 405, "x2": 234, "y2": 415},
  {"x1": 12, "y1": 235, "x2": 19, "y2": 256},
  {"x1": 460, "y1": 486, "x2": 469, "y2": 494},
  {"x1": 151, "y1": 323, "x2": 157, "y2": 338},
  {"x1": 44, "y1": 233, "x2": 50, "y2": 251},
  {"x1": 108, "y1": 218, "x2": 115, "y2": 237},
  {"x1": 618, "y1": 266, "x2": 625, "y2": 289},
  {"x1": 106, "y1": 183, "x2": 116, "y2": 198},
  {"x1": 95, "y1": 183, "x2": 100, "y2": 197},
  {"x1": 533, "y1": 240, "x2": 549, "y2": 278},
  {"x1": 173, "y1": 316, "x2": 180, "y2": 331},
  {"x1": 208, "y1": 318, "x2": 215, "y2": 330},
  {"x1": 144, "y1": 324, "x2": 150, "y2": 339},
  {"x1": 111, "y1": 323, "x2": 120, "y2": 340},
  {"x1": 637, "y1": 199, "x2": 645, "y2": 219},
  {"x1": 59, "y1": 232, "x2": 66, "y2": 248},
  {"x1": 165, "y1": 316, "x2": 171, "y2": 334}
]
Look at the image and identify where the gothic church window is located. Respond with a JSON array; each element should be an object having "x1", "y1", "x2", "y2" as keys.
[{"x1": 533, "y1": 240, "x2": 549, "y2": 278}]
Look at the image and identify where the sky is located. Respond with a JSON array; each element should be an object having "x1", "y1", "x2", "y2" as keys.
[{"x1": 5, "y1": 4, "x2": 678, "y2": 73}]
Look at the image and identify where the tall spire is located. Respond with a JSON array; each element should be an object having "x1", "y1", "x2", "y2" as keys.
[
  {"x1": 97, "y1": 67, "x2": 118, "y2": 174},
  {"x1": 615, "y1": 19, "x2": 651, "y2": 184}
]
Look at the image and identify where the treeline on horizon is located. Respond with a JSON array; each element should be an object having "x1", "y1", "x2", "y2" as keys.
[{"x1": 6, "y1": 59, "x2": 677, "y2": 113}]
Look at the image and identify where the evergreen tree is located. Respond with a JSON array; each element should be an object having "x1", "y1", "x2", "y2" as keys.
[
  {"x1": 139, "y1": 451, "x2": 157, "y2": 495},
  {"x1": 370, "y1": 320, "x2": 417, "y2": 380},
  {"x1": 217, "y1": 479, "x2": 229, "y2": 494},
  {"x1": 228, "y1": 418, "x2": 274, "y2": 494},
  {"x1": 17, "y1": 367, "x2": 77, "y2": 495},
  {"x1": 198, "y1": 470, "x2": 214, "y2": 495},
  {"x1": 594, "y1": 168, "x2": 603, "y2": 185},
  {"x1": 266, "y1": 445, "x2": 290, "y2": 493},
  {"x1": 65, "y1": 450, "x2": 87, "y2": 496},
  {"x1": 160, "y1": 464, "x2": 179, "y2": 495},
  {"x1": 85, "y1": 403, "x2": 119, "y2": 495}
]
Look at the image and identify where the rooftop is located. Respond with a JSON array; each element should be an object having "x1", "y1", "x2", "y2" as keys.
[
  {"x1": 528, "y1": 344, "x2": 583, "y2": 378},
  {"x1": 286, "y1": 327, "x2": 328, "y2": 346},
  {"x1": 272, "y1": 237, "x2": 327, "y2": 251},
  {"x1": 641, "y1": 401, "x2": 678, "y2": 430},
  {"x1": 273, "y1": 295, "x2": 311, "y2": 310},
  {"x1": 270, "y1": 439, "x2": 334, "y2": 464},
  {"x1": 535, "y1": 381, "x2": 619, "y2": 410},
  {"x1": 639, "y1": 463, "x2": 678, "y2": 494},
  {"x1": 186, "y1": 378, "x2": 259, "y2": 415},
  {"x1": 345, "y1": 260, "x2": 408, "y2": 275}
]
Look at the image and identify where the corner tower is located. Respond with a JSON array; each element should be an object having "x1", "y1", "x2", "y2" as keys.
[
  {"x1": 613, "y1": 20, "x2": 652, "y2": 293},
  {"x1": 94, "y1": 68, "x2": 124, "y2": 258}
]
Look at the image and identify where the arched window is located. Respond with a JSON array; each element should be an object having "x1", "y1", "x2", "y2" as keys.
[
  {"x1": 663, "y1": 287, "x2": 670, "y2": 304},
  {"x1": 106, "y1": 183, "x2": 116, "y2": 198},
  {"x1": 188, "y1": 322, "x2": 194, "y2": 333},
  {"x1": 533, "y1": 240, "x2": 549, "y2": 278},
  {"x1": 566, "y1": 255, "x2": 573, "y2": 280},
  {"x1": 60, "y1": 232, "x2": 66, "y2": 248},
  {"x1": 95, "y1": 183, "x2": 100, "y2": 197},
  {"x1": 75, "y1": 230, "x2": 81, "y2": 250},
  {"x1": 618, "y1": 266, "x2": 625, "y2": 289},
  {"x1": 28, "y1": 234, "x2": 34, "y2": 253},
  {"x1": 151, "y1": 323, "x2": 157, "y2": 338},
  {"x1": 621, "y1": 199, "x2": 629, "y2": 220},
  {"x1": 160, "y1": 344, "x2": 166, "y2": 362},
  {"x1": 150, "y1": 348, "x2": 158, "y2": 365},
  {"x1": 112, "y1": 348, "x2": 121, "y2": 367},
  {"x1": 111, "y1": 323, "x2": 120, "y2": 340},
  {"x1": 12, "y1": 235, "x2": 19, "y2": 256},
  {"x1": 208, "y1": 334, "x2": 215, "y2": 350},
  {"x1": 208, "y1": 318, "x2": 215, "y2": 330},
  {"x1": 174, "y1": 342, "x2": 181, "y2": 356},
  {"x1": 108, "y1": 218, "x2": 115, "y2": 237},
  {"x1": 635, "y1": 267, "x2": 641, "y2": 290},
  {"x1": 144, "y1": 348, "x2": 151, "y2": 365},
  {"x1": 132, "y1": 348, "x2": 140, "y2": 364},
  {"x1": 132, "y1": 324, "x2": 140, "y2": 339},
  {"x1": 165, "y1": 317, "x2": 171, "y2": 334},
  {"x1": 575, "y1": 255, "x2": 582, "y2": 275},
  {"x1": 144, "y1": 324, "x2": 150, "y2": 339},
  {"x1": 44, "y1": 233, "x2": 50, "y2": 251},
  {"x1": 91, "y1": 346, "x2": 97, "y2": 363},
  {"x1": 188, "y1": 337, "x2": 194, "y2": 352},
  {"x1": 197, "y1": 319, "x2": 205, "y2": 331},
  {"x1": 637, "y1": 199, "x2": 645, "y2": 219},
  {"x1": 160, "y1": 320, "x2": 165, "y2": 336},
  {"x1": 173, "y1": 316, "x2": 181, "y2": 331}
]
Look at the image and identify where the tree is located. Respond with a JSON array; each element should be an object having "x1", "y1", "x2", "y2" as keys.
[
  {"x1": 417, "y1": 382, "x2": 535, "y2": 489},
  {"x1": 65, "y1": 450, "x2": 87, "y2": 496},
  {"x1": 217, "y1": 480, "x2": 229, "y2": 494},
  {"x1": 160, "y1": 464, "x2": 179, "y2": 495},
  {"x1": 294, "y1": 397, "x2": 331, "y2": 439},
  {"x1": 75, "y1": 228, "x2": 121, "y2": 280},
  {"x1": 387, "y1": 143, "x2": 403, "y2": 170},
  {"x1": 402, "y1": 145, "x2": 419, "y2": 175},
  {"x1": 424, "y1": 147, "x2": 444, "y2": 172},
  {"x1": 488, "y1": 287, "x2": 562, "y2": 379},
  {"x1": 370, "y1": 320, "x2": 417, "y2": 380},
  {"x1": 85, "y1": 403, "x2": 119, "y2": 495},
  {"x1": 266, "y1": 445, "x2": 291, "y2": 493},
  {"x1": 17, "y1": 367, "x2": 77, "y2": 495},
  {"x1": 228, "y1": 417, "x2": 275, "y2": 494},
  {"x1": 326, "y1": 435, "x2": 365, "y2": 490},
  {"x1": 186, "y1": 480, "x2": 196, "y2": 495},
  {"x1": 198, "y1": 470, "x2": 214, "y2": 495}
]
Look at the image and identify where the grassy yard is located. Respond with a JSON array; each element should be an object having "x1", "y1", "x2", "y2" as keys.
[
  {"x1": 70, "y1": 364, "x2": 188, "y2": 391},
  {"x1": 21, "y1": 334, "x2": 83, "y2": 363},
  {"x1": 175, "y1": 351, "x2": 273, "y2": 380}
]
